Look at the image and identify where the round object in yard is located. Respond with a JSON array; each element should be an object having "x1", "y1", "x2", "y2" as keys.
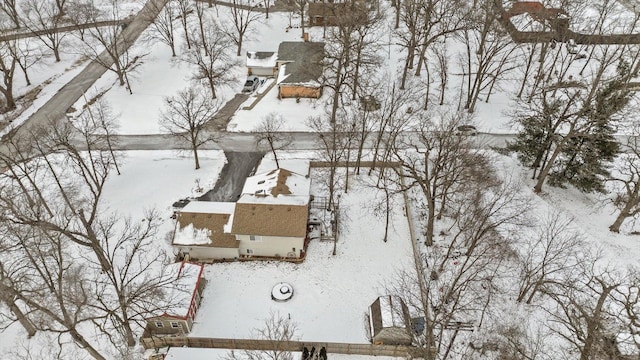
[{"x1": 271, "y1": 282, "x2": 294, "y2": 302}]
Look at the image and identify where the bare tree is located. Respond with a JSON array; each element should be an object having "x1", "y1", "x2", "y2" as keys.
[
  {"x1": 147, "y1": 0, "x2": 177, "y2": 56},
  {"x1": 391, "y1": 109, "x2": 480, "y2": 246},
  {"x1": 0, "y1": 41, "x2": 18, "y2": 111},
  {"x1": 75, "y1": 98, "x2": 121, "y2": 175},
  {"x1": 0, "y1": 0, "x2": 20, "y2": 29},
  {"x1": 0, "y1": 225, "x2": 109, "y2": 360},
  {"x1": 160, "y1": 87, "x2": 221, "y2": 170},
  {"x1": 0, "y1": 121, "x2": 118, "y2": 272},
  {"x1": 515, "y1": 210, "x2": 584, "y2": 304},
  {"x1": 66, "y1": 0, "x2": 100, "y2": 41},
  {"x1": 7, "y1": 38, "x2": 43, "y2": 86},
  {"x1": 20, "y1": 0, "x2": 66, "y2": 62},
  {"x1": 221, "y1": 0, "x2": 262, "y2": 56},
  {"x1": 175, "y1": 0, "x2": 193, "y2": 50},
  {"x1": 182, "y1": 22, "x2": 237, "y2": 98},
  {"x1": 254, "y1": 113, "x2": 292, "y2": 169},
  {"x1": 608, "y1": 126, "x2": 640, "y2": 233},
  {"x1": 293, "y1": 0, "x2": 307, "y2": 37},
  {"x1": 544, "y1": 258, "x2": 625, "y2": 360},
  {"x1": 226, "y1": 312, "x2": 299, "y2": 360},
  {"x1": 77, "y1": 1, "x2": 140, "y2": 93}
]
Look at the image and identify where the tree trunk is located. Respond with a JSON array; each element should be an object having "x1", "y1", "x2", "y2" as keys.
[
  {"x1": 609, "y1": 185, "x2": 638, "y2": 233},
  {"x1": 193, "y1": 142, "x2": 201, "y2": 170},
  {"x1": 69, "y1": 329, "x2": 107, "y2": 360},
  {"x1": 5, "y1": 296, "x2": 37, "y2": 337}
]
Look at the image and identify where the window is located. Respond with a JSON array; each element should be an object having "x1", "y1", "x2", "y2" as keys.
[
  {"x1": 155, "y1": 321, "x2": 163, "y2": 328},
  {"x1": 170, "y1": 322, "x2": 180, "y2": 329},
  {"x1": 249, "y1": 235, "x2": 261, "y2": 242},
  {"x1": 247, "y1": 249, "x2": 254, "y2": 254}
]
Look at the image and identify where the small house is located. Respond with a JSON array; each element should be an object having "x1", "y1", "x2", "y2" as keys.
[
  {"x1": 369, "y1": 295, "x2": 413, "y2": 346},
  {"x1": 145, "y1": 262, "x2": 205, "y2": 336},
  {"x1": 246, "y1": 51, "x2": 278, "y2": 77},
  {"x1": 276, "y1": 42, "x2": 325, "y2": 99}
]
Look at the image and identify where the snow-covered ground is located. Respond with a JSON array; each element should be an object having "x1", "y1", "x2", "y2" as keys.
[
  {"x1": 0, "y1": 150, "x2": 227, "y2": 357},
  {"x1": 163, "y1": 347, "x2": 404, "y2": 360},
  {"x1": 190, "y1": 173, "x2": 414, "y2": 343}
]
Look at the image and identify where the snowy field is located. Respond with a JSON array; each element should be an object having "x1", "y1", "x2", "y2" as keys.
[
  {"x1": 190, "y1": 173, "x2": 414, "y2": 343},
  {"x1": 0, "y1": 150, "x2": 227, "y2": 357}
]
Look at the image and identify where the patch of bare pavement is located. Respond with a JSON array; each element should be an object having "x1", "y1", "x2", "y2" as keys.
[
  {"x1": 198, "y1": 151, "x2": 264, "y2": 202},
  {"x1": 205, "y1": 93, "x2": 249, "y2": 131}
]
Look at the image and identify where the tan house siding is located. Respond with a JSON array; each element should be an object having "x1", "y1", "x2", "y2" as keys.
[
  {"x1": 237, "y1": 234, "x2": 305, "y2": 258},
  {"x1": 278, "y1": 85, "x2": 322, "y2": 99},
  {"x1": 147, "y1": 316, "x2": 192, "y2": 335}
]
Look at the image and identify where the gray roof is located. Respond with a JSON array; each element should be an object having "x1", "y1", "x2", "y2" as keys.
[
  {"x1": 277, "y1": 41, "x2": 325, "y2": 84},
  {"x1": 247, "y1": 51, "x2": 276, "y2": 60}
]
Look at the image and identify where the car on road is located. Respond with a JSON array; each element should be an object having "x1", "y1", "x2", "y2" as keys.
[
  {"x1": 243, "y1": 76, "x2": 260, "y2": 93},
  {"x1": 455, "y1": 125, "x2": 478, "y2": 136}
]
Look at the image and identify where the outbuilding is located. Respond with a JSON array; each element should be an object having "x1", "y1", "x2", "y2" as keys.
[{"x1": 368, "y1": 295, "x2": 413, "y2": 346}]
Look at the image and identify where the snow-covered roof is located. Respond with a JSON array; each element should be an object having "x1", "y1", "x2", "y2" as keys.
[
  {"x1": 247, "y1": 51, "x2": 278, "y2": 68},
  {"x1": 379, "y1": 295, "x2": 407, "y2": 328},
  {"x1": 369, "y1": 295, "x2": 409, "y2": 335},
  {"x1": 162, "y1": 262, "x2": 204, "y2": 319},
  {"x1": 180, "y1": 201, "x2": 235, "y2": 215},
  {"x1": 174, "y1": 202, "x2": 238, "y2": 248},
  {"x1": 239, "y1": 168, "x2": 310, "y2": 205},
  {"x1": 231, "y1": 168, "x2": 310, "y2": 237},
  {"x1": 256, "y1": 159, "x2": 310, "y2": 176}
]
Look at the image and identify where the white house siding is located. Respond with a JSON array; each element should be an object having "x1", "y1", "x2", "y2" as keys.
[
  {"x1": 177, "y1": 245, "x2": 240, "y2": 261},
  {"x1": 249, "y1": 67, "x2": 277, "y2": 77},
  {"x1": 237, "y1": 235, "x2": 304, "y2": 258}
]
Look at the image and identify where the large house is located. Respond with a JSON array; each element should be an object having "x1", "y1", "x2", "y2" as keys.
[
  {"x1": 144, "y1": 262, "x2": 206, "y2": 336},
  {"x1": 276, "y1": 41, "x2": 325, "y2": 99},
  {"x1": 172, "y1": 164, "x2": 312, "y2": 261}
]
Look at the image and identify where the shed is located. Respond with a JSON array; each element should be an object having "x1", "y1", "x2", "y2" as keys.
[{"x1": 368, "y1": 295, "x2": 412, "y2": 346}]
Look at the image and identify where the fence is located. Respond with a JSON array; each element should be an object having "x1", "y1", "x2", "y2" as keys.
[{"x1": 140, "y1": 336, "x2": 418, "y2": 357}]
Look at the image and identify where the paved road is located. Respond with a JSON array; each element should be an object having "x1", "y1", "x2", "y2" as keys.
[
  {"x1": 0, "y1": 19, "x2": 131, "y2": 42},
  {"x1": 3, "y1": 0, "x2": 169, "y2": 138},
  {"x1": 100, "y1": 131, "x2": 514, "y2": 151}
]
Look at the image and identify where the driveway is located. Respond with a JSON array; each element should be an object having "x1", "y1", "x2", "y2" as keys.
[{"x1": 198, "y1": 151, "x2": 264, "y2": 202}]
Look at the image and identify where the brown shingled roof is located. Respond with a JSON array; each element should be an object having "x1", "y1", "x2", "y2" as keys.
[
  {"x1": 176, "y1": 212, "x2": 239, "y2": 248},
  {"x1": 231, "y1": 203, "x2": 308, "y2": 237}
]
